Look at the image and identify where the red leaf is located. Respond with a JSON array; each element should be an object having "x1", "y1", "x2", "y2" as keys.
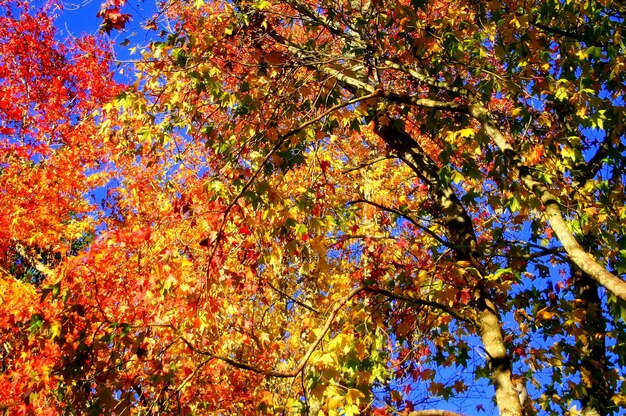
[
  {"x1": 97, "y1": 7, "x2": 132, "y2": 34},
  {"x1": 457, "y1": 288, "x2": 471, "y2": 304}
]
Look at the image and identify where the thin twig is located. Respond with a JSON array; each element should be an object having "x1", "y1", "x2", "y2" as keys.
[
  {"x1": 181, "y1": 286, "x2": 366, "y2": 377},
  {"x1": 266, "y1": 280, "x2": 320, "y2": 314},
  {"x1": 346, "y1": 199, "x2": 453, "y2": 249},
  {"x1": 364, "y1": 286, "x2": 475, "y2": 325},
  {"x1": 341, "y1": 155, "x2": 395, "y2": 174},
  {"x1": 204, "y1": 92, "x2": 383, "y2": 291}
]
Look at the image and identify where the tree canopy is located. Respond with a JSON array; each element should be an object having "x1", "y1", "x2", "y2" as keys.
[{"x1": 1, "y1": 0, "x2": 625, "y2": 415}]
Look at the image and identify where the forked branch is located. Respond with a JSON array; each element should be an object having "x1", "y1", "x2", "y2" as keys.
[
  {"x1": 204, "y1": 91, "x2": 383, "y2": 288},
  {"x1": 180, "y1": 286, "x2": 366, "y2": 377},
  {"x1": 468, "y1": 102, "x2": 626, "y2": 302}
]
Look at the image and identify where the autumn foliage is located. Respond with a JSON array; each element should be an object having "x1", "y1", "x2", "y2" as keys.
[{"x1": 1, "y1": 0, "x2": 626, "y2": 415}]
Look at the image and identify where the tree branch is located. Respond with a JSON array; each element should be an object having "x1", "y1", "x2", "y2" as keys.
[
  {"x1": 13, "y1": 243, "x2": 54, "y2": 277},
  {"x1": 365, "y1": 286, "x2": 475, "y2": 325},
  {"x1": 341, "y1": 155, "x2": 394, "y2": 173},
  {"x1": 204, "y1": 91, "x2": 383, "y2": 288},
  {"x1": 266, "y1": 280, "x2": 320, "y2": 314},
  {"x1": 373, "y1": 114, "x2": 479, "y2": 262},
  {"x1": 468, "y1": 101, "x2": 626, "y2": 302},
  {"x1": 285, "y1": 0, "x2": 356, "y2": 40},
  {"x1": 179, "y1": 286, "x2": 366, "y2": 378},
  {"x1": 382, "y1": 59, "x2": 471, "y2": 97},
  {"x1": 408, "y1": 411, "x2": 468, "y2": 416},
  {"x1": 531, "y1": 21, "x2": 612, "y2": 48},
  {"x1": 379, "y1": 90, "x2": 467, "y2": 112},
  {"x1": 346, "y1": 198, "x2": 453, "y2": 250},
  {"x1": 572, "y1": 131, "x2": 613, "y2": 188}
]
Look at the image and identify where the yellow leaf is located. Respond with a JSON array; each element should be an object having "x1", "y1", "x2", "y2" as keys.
[
  {"x1": 343, "y1": 404, "x2": 359, "y2": 416},
  {"x1": 50, "y1": 321, "x2": 62, "y2": 340},
  {"x1": 316, "y1": 353, "x2": 335, "y2": 367},
  {"x1": 536, "y1": 308, "x2": 555, "y2": 321},
  {"x1": 259, "y1": 332, "x2": 271, "y2": 347},
  {"x1": 457, "y1": 128, "x2": 475, "y2": 138},
  {"x1": 345, "y1": 389, "x2": 364, "y2": 405},
  {"x1": 327, "y1": 395, "x2": 343, "y2": 412}
]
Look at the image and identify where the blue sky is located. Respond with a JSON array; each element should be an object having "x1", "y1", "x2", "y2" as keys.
[{"x1": 55, "y1": 0, "x2": 102, "y2": 37}]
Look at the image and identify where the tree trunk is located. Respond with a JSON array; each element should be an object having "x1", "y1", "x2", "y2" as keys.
[
  {"x1": 571, "y1": 265, "x2": 610, "y2": 416},
  {"x1": 374, "y1": 117, "x2": 523, "y2": 416},
  {"x1": 475, "y1": 290, "x2": 525, "y2": 416}
]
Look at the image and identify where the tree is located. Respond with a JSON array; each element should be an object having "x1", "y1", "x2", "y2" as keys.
[
  {"x1": 1, "y1": 0, "x2": 625, "y2": 415},
  {"x1": 0, "y1": 0, "x2": 121, "y2": 413}
]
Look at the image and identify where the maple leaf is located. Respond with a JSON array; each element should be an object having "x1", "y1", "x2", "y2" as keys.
[
  {"x1": 97, "y1": 7, "x2": 131, "y2": 34},
  {"x1": 4, "y1": 0, "x2": 626, "y2": 415}
]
